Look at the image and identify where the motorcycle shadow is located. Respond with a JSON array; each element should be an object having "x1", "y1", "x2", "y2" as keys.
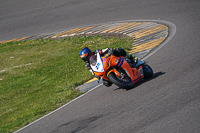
[{"x1": 114, "y1": 71, "x2": 166, "y2": 91}]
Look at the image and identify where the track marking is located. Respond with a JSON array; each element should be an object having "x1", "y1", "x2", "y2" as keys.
[
  {"x1": 129, "y1": 37, "x2": 166, "y2": 54},
  {"x1": 0, "y1": 63, "x2": 32, "y2": 73},
  {"x1": 85, "y1": 77, "x2": 99, "y2": 84},
  {"x1": 100, "y1": 22, "x2": 138, "y2": 33},
  {"x1": 130, "y1": 25, "x2": 168, "y2": 39},
  {"x1": 51, "y1": 26, "x2": 95, "y2": 38},
  {"x1": 0, "y1": 36, "x2": 33, "y2": 44}
]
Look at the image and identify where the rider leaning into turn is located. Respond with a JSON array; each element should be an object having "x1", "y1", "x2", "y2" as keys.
[{"x1": 79, "y1": 47, "x2": 138, "y2": 87}]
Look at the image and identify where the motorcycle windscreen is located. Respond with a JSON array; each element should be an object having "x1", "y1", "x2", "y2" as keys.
[{"x1": 89, "y1": 53, "x2": 104, "y2": 72}]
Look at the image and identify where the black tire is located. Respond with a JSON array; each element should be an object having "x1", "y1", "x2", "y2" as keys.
[
  {"x1": 108, "y1": 72, "x2": 134, "y2": 89},
  {"x1": 143, "y1": 64, "x2": 153, "y2": 79}
]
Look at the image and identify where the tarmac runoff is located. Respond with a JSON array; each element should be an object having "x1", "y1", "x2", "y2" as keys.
[{"x1": 0, "y1": 20, "x2": 176, "y2": 92}]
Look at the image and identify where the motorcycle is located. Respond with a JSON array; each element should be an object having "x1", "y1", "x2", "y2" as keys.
[{"x1": 89, "y1": 53, "x2": 153, "y2": 89}]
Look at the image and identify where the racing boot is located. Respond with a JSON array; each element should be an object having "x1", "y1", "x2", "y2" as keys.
[{"x1": 103, "y1": 79, "x2": 113, "y2": 87}]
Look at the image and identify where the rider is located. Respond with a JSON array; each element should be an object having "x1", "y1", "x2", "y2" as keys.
[{"x1": 79, "y1": 47, "x2": 138, "y2": 87}]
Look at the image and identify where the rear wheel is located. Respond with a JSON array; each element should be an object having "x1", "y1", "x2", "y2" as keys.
[{"x1": 108, "y1": 72, "x2": 134, "y2": 89}]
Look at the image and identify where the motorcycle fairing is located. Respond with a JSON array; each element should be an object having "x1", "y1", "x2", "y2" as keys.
[
  {"x1": 132, "y1": 66, "x2": 144, "y2": 83},
  {"x1": 90, "y1": 53, "x2": 104, "y2": 72},
  {"x1": 116, "y1": 58, "x2": 124, "y2": 67},
  {"x1": 90, "y1": 53, "x2": 144, "y2": 84},
  {"x1": 109, "y1": 55, "x2": 144, "y2": 84}
]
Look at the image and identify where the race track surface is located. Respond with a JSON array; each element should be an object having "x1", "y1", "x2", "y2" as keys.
[{"x1": 1, "y1": 0, "x2": 200, "y2": 133}]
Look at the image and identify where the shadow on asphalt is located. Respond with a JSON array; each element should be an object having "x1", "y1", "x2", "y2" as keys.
[{"x1": 114, "y1": 71, "x2": 166, "y2": 91}]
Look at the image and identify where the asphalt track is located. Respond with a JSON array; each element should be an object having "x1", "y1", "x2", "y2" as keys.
[{"x1": 1, "y1": 0, "x2": 200, "y2": 133}]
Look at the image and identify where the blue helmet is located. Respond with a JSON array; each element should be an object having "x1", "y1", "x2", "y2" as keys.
[{"x1": 79, "y1": 47, "x2": 92, "y2": 62}]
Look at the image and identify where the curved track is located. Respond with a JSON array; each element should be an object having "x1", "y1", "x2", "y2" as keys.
[{"x1": 1, "y1": 0, "x2": 200, "y2": 133}]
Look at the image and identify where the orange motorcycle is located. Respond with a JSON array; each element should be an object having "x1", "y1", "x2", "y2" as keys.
[{"x1": 89, "y1": 53, "x2": 153, "y2": 89}]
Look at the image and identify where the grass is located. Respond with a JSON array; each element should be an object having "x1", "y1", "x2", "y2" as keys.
[{"x1": 0, "y1": 36, "x2": 134, "y2": 132}]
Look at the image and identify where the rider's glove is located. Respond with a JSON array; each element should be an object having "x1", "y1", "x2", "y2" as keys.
[
  {"x1": 85, "y1": 61, "x2": 91, "y2": 70},
  {"x1": 108, "y1": 48, "x2": 114, "y2": 56}
]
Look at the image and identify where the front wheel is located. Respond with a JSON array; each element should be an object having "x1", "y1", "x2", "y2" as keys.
[
  {"x1": 108, "y1": 72, "x2": 134, "y2": 89},
  {"x1": 142, "y1": 64, "x2": 153, "y2": 79}
]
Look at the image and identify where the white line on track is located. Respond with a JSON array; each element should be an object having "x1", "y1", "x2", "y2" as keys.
[
  {"x1": 143, "y1": 20, "x2": 176, "y2": 60},
  {"x1": 14, "y1": 83, "x2": 103, "y2": 133}
]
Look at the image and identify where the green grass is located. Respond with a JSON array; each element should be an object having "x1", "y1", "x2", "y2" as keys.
[{"x1": 0, "y1": 36, "x2": 134, "y2": 132}]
